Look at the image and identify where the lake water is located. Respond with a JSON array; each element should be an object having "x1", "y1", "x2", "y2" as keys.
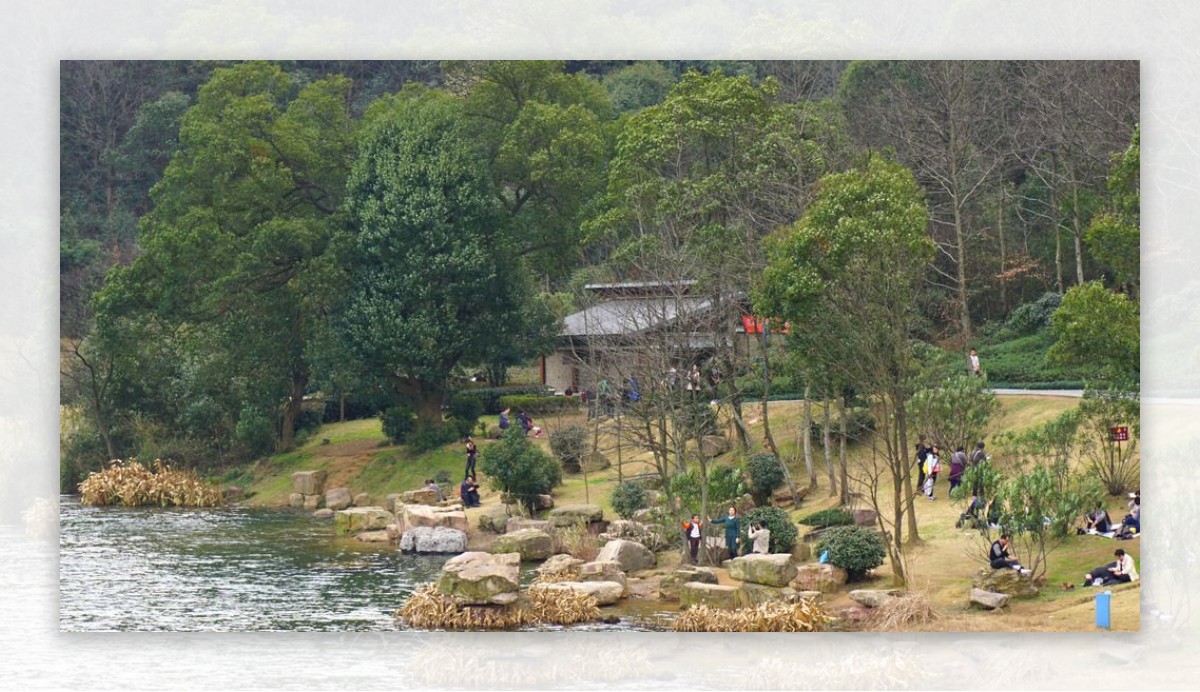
[{"x1": 58, "y1": 497, "x2": 669, "y2": 632}]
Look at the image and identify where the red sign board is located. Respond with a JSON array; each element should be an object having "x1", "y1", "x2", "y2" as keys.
[{"x1": 1110, "y1": 426, "x2": 1129, "y2": 442}]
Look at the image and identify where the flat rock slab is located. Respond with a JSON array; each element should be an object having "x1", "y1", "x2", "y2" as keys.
[
  {"x1": 334, "y1": 507, "x2": 393, "y2": 535},
  {"x1": 353, "y1": 493, "x2": 372, "y2": 507},
  {"x1": 537, "y1": 554, "x2": 585, "y2": 575},
  {"x1": 973, "y1": 567, "x2": 1039, "y2": 598},
  {"x1": 579, "y1": 560, "x2": 627, "y2": 592},
  {"x1": 399, "y1": 526, "x2": 468, "y2": 554},
  {"x1": 791, "y1": 563, "x2": 849, "y2": 593},
  {"x1": 491, "y1": 528, "x2": 554, "y2": 561},
  {"x1": 729, "y1": 553, "x2": 798, "y2": 587},
  {"x1": 548, "y1": 504, "x2": 604, "y2": 527},
  {"x1": 595, "y1": 538, "x2": 655, "y2": 573},
  {"x1": 325, "y1": 487, "x2": 352, "y2": 511},
  {"x1": 401, "y1": 504, "x2": 469, "y2": 533},
  {"x1": 505, "y1": 517, "x2": 551, "y2": 534},
  {"x1": 848, "y1": 589, "x2": 905, "y2": 608},
  {"x1": 437, "y1": 551, "x2": 521, "y2": 606},
  {"x1": 400, "y1": 489, "x2": 440, "y2": 506},
  {"x1": 659, "y1": 566, "x2": 719, "y2": 601},
  {"x1": 969, "y1": 588, "x2": 1010, "y2": 610},
  {"x1": 680, "y1": 582, "x2": 750, "y2": 610},
  {"x1": 530, "y1": 580, "x2": 624, "y2": 606},
  {"x1": 742, "y1": 583, "x2": 805, "y2": 606},
  {"x1": 312, "y1": 508, "x2": 334, "y2": 520}
]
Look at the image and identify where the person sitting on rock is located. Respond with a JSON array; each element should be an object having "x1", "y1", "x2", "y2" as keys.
[
  {"x1": 681, "y1": 514, "x2": 704, "y2": 563},
  {"x1": 747, "y1": 521, "x2": 771, "y2": 555},
  {"x1": 989, "y1": 534, "x2": 1031, "y2": 575},
  {"x1": 424, "y1": 478, "x2": 444, "y2": 502},
  {"x1": 710, "y1": 505, "x2": 741, "y2": 561},
  {"x1": 459, "y1": 476, "x2": 481, "y2": 508}
]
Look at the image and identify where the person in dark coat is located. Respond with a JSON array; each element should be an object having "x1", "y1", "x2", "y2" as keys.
[
  {"x1": 915, "y1": 441, "x2": 929, "y2": 491},
  {"x1": 464, "y1": 437, "x2": 478, "y2": 479},
  {"x1": 710, "y1": 506, "x2": 742, "y2": 561},
  {"x1": 948, "y1": 446, "x2": 968, "y2": 493},
  {"x1": 460, "y1": 476, "x2": 481, "y2": 507},
  {"x1": 681, "y1": 514, "x2": 704, "y2": 564}
]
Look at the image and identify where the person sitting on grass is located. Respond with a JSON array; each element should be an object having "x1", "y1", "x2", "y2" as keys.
[
  {"x1": 957, "y1": 493, "x2": 985, "y2": 529},
  {"x1": 1120, "y1": 493, "x2": 1141, "y2": 534},
  {"x1": 1083, "y1": 504, "x2": 1113, "y2": 533},
  {"x1": 1082, "y1": 549, "x2": 1139, "y2": 586},
  {"x1": 989, "y1": 534, "x2": 1031, "y2": 575}
]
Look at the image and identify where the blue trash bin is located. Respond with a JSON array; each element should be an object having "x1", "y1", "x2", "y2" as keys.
[{"x1": 1095, "y1": 590, "x2": 1112, "y2": 629}]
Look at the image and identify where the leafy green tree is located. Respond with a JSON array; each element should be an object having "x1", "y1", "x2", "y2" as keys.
[
  {"x1": 603, "y1": 61, "x2": 677, "y2": 113},
  {"x1": 745, "y1": 453, "x2": 785, "y2": 507},
  {"x1": 758, "y1": 154, "x2": 933, "y2": 584},
  {"x1": 480, "y1": 428, "x2": 563, "y2": 514},
  {"x1": 908, "y1": 375, "x2": 1000, "y2": 454},
  {"x1": 610, "y1": 481, "x2": 650, "y2": 520},
  {"x1": 1048, "y1": 281, "x2": 1139, "y2": 386},
  {"x1": 337, "y1": 88, "x2": 554, "y2": 429},
  {"x1": 992, "y1": 464, "x2": 1103, "y2": 578},
  {"x1": 93, "y1": 62, "x2": 356, "y2": 451},
  {"x1": 1086, "y1": 125, "x2": 1140, "y2": 297}
]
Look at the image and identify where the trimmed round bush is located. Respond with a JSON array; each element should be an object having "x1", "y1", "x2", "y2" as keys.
[
  {"x1": 610, "y1": 481, "x2": 649, "y2": 520},
  {"x1": 479, "y1": 428, "x2": 562, "y2": 514},
  {"x1": 739, "y1": 506, "x2": 798, "y2": 554},
  {"x1": 798, "y1": 508, "x2": 855, "y2": 528},
  {"x1": 815, "y1": 525, "x2": 886, "y2": 580},
  {"x1": 746, "y1": 453, "x2": 785, "y2": 506}
]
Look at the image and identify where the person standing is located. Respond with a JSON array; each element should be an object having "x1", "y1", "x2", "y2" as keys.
[
  {"x1": 710, "y1": 506, "x2": 741, "y2": 561},
  {"x1": 970, "y1": 441, "x2": 987, "y2": 467},
  {"x1": 464, "y1": 437, "x2": 478, "y2": 479},
  {"x1": 949, "y1": 446, "x2": 968, "y2": 493},
  {"x1": 499, "y1": 408, "x2": 511, "y2": 431},
  {"x1": 969, "y1": 348, "x2": 982, "y2": 376},
  {"x1": 914, "y1": 441, "x2": 929, "y2": 491},
  {"x1": 748, "y1": 521, "x2": 771, "y2": 555},
  {"x1": 923, "y1": 445, "x2": 941, "y2": 500},
  {"x1": 682, "y1": 514, "x2": 704, "y2": 563},
  {"x1": 687, "y1": 364, "x2": 701, "y2": 399}
]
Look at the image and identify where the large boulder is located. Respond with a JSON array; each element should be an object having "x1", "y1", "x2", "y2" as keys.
[
  {"x1": 537, "y1": 554, "x2": 585, "y2": 575},
  {"x1": 530, "y1": 580, "x2": 623, "y2": 606},
  {"x1": 599, "y1": 520, "x2": 665, "y2": 547},
  {"x1": 399, "y1": 526, "x2": 468, "y2": 554},
  {"x1": 288, "y1": 493, "x2": 304, "y2": 509},
  {"x1": 791, "y1": 563, "x2": 849, "y2": 593},
  {"x1": 852, "y1": 509, "x2": 879, "y2": 527},
  {"x1": 325, "y1": 487, "x2": 353, "y2": 511},
  {"x1": 791, "y1": 541, "x2": 813, "y2": 563},
  {"x1": 848, "y1": 589, "x2": 904, "y2": 608},
  {"x1": 742, "y1": 583, "x2": 804, "y2": 606},
  {"x1": 436, "y1": 552, "x2": 521, "y2": 606},
  {"x1": 578, "y1": 560, "x2": 628, "y2": 592},
  {"x1": 291, "y1": 470, "x2": 327, "y2": 496},
  {"x1": 401, "y1": 504, "x2": 469, "y2": 533},
  {"x1": 400, "y1": 489, "x2": 440, "y2": 506},
  {"x1": 313, "y1": 508, "x2": 334, "y2": 520},
  {"x1": 491, "y1": 528, "x2": 554, "y2": 561},
  {"x1": 548, "y1": 504, "x2": 604, "y2": 528},
  {"x1": 595, "y1": 539, "x2": 656, "y2": 573},
  {"x1": 477, "y1": 505, "x2": 511, "y2": 534},
  {"x1": 302, "y1": 495, "x2": 321, "y2": 511},
  {"x1": 679, "y1": 582, "x2": 750, "y2": 610},
  {"x1": 353, "y1": 492, "x2": 372, "y2": 507},
  {"x1": 505, "y1": 517, "x2": 551, "y2": 534},
  {"x1": 580, "y1": 452, "x2": 611, "y2": 473},
  {"x1": 658, "y1": 566, "x2": 719, "y2": 601},
  {"x1": 700, "y1": 435, "x2": 730, "y2": 458},
  {"x1": 973, "y1": 567, "x2": 1039, "y2": 598},
  {"x1": 970, "y1": 588, "x2": 1010, "y2": 610},
  {"x1": 385, "y1": 493, "x2": 403, "y2": 513},
  {"x1": 334, "y1": 507, "x2": 393, "y2": 535},
  {"x1": 729, "y1": 554, "x2": 798, "y2": 588}
]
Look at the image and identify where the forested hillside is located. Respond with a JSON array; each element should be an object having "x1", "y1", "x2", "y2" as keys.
[{"x1": 59, "y1": 60, "x2": 1138, "y2": 490}]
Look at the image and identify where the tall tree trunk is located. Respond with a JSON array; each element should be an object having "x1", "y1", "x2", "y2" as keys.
[
  {"x1": 822, "y1": 395, "x2": 836, "y2": 497},
  {"x1": 758, "y1": 326, "x2": 778, "y2": 457},
  {"x1": 952, "y1": 198, "x2": 973, "y2": 354},
  {"x1": 339, "y1": 393, "x2": 346, "y2": 423},
  {"x1": 998, "y1": 184, "x2": 1008, "y2": 314},
  {"x1": 897, "y1": 399, "x2": 920, "y2": 544},
  {"x1": 838, "y1": 396, "x2": 850, "y2": 506},
  {"x1": 802, "y1": 384, "x2": 816, "y2": 488},
  {"x1": 1071, "y1": 179, "x2": 1086, "y2": 286},
  {"x1": 280, "y1": 372, "x2": 308, "y2": 451},
  {"x1": 1051, "y1": 178, "x2": 1064, "y2": 294}
]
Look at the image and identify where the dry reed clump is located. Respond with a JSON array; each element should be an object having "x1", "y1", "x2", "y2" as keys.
[
  {"x1": 397, "y1": 584, "x2": 529, "y2": 630},
  {"x1": 674, "y1": 600, "x2": 834, "y2": 632},
  {"x1": 861, "y1": 591, "x2": 942, "y2": 631},
  {"x1": 396, "y1": 583, "x2": 602, "y2": 630},
  {"x1": 78, "y1": 458, "x2": 224, "y2": 508},
  {"x1": 529, "y1": 587, "x2": 601, "y2": 625},
  {"x1": 531, "y1": 568, "x2": 581, "y2": 584},
  {"x1": 551, "y1": 522, "x2": 600, "y2": 562}
]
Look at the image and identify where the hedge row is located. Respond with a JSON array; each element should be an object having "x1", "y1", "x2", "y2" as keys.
[{"x1": 497, "y1": 395, "x2": 582, "y2": 415}]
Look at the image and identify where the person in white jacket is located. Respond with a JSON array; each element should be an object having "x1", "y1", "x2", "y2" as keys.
[{"x1": 747, "y1": 522, "x2": 771, "y2": 555}]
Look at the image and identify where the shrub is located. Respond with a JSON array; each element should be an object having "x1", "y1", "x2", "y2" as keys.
[
  {"x1": 739, "y1": 506, "x2": 798, "y2": 554},
  {"x1": 669, "y1": 464, "x2": 746, "y2": 517},
  {"x1": 815, "y1": 525, "x2": 886, "y2": 580},
  {"x1": 447, "y1": 395, "x2": 484, "y2": 438},
  {"x1": 550, "y1": 521, "x2": 600, "y2": 562},
  {"x1": 610, "y1": 481, "x2": 650, "y2": 520},
  {"x1": 479, "y1": 428, "x2": 562, "y2": 514},
  {"x1": 1005, "y1": 292, "x2": 1062, "y2": 336},
  {"x1": 235, "y1": 405, "x2": 275, "y2": 458},
  {"x1": 380, "y1": 404, "x2": 416, "y2": 444},
  {"x1": 798, "y1": 508, "x2": 855, "y2": 528},
  {"x1": 549, "y1": 424, "x2": 589, "y2": 472},
  {"x1": 293, "y1": 405, "x2": 324, "y2": 434},
  {"x1": 746, "y1": 453, "x2": 785, "y2": 506},
  {"x1": 407, "y1": 421, "x2": 459, "y2": 453},
  {"x1": 497, "y1": 394, "x2": 578, "y2": 415}
]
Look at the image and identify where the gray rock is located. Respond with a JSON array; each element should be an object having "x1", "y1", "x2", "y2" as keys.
[
  {"x1": 353, "y1": 492, "x2": 371, "y2": 507},
  {"x1": 436, "y1": 551, "x2": 521, "y2": 605},
  {"x1": 970, "y1": 588, "x2": 1010, "y2": 610},
  {"x1": 325, "y1": 487, "x2": 352, "y2": 511},
  {"x1": 399, "y1": 526, "x2": 468, "y2": 554},
  {"x1": 580, "y1": 451, "x2": 610, "y2": 472},
  {"x1": 729, "y1": 554, "x2": 798, "y2": 587},
  {"x1": 548, "y1": 504, "x2": 604, "y2": 528},
  {"x1": 291, "y1": 470, "x2": 327, "y2": 496},
  {"x1": 659, "y1": 566, "x2": 719, "y2": 601},
  {"x1": 530, "y1": 580, "x2": 623, "y2": 606},
  {"x1": 852, "y1": 509, "x2": 879, "y2": 527},
  {"x1": 355, "y1": 530, "x2": 391, "y2": 543},
  {"x1": 491, "y1": 528, "x2": 554, "y2": 561},
  {"x1": 505, "y1": 517, "x2": 551, "y2": 533},
  {"x1": 578, "y1": 560, "x2": 627, "y2": 592},
  {"x1": 302, "y1": 494, "x2": 321, "y2": 511},
  {"x1": 385, "y1": 493, "x2": 403, "y2": 513},
  {"x1": 972, "y1": 567, "x2": 1039, "y2": 598},
  {"x1": 848, "y1": 589, "x2": 904, "y2": 608},
  {"x1": 400, "y1": 488, "x2": 440, "y2": 506},
  {"x1": 312, "y1": 508, "x2": 334, "y2": 520},
  {"x1": 401, "y1": 504, "x2": 469, "y2": 533},
  {"x1": 477, "y1": 505, "x2": 511, "y2": 533},
  {"x1": 595, "y1": 538, "x2": 655, "y2": 573},
  {"x1": 537, "y1": 554, "x2": 585, "y2": 575},
  {"x1": 700, "y1": 435, "x2": 730, "y2": 458},
  {"x1": 791, "y1": 563, "x2": 849, "y2": 593},
  {"x1": 680, "y1": 582, "x2": 749, "y2": 610},
  {"x1": 288, "y1": 493, "x2": 304, "y2": 509}
]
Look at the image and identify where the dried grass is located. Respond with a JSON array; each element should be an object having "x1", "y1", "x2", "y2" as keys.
[
  {"x1": 78, "y1": 458, "x2": 224, "y2": 508},
  {"x1": 531, "y1": 568, "x2": 581, "y2": 584},
  {"x1": 674, "y1": 600, "x2": 833, "y2": 632},
  {"x1": 529, "y1": 587, "x2": 600, "y2": 625},
  {"x1": 551, "y1": 522, "x2": 600, "y2": 562},
  {"x1": 861, "y1": 591, "x2": 942, "y2": 631},
  {"x1": 396, "y1": 582, "x2": 601, "y2": 630}
]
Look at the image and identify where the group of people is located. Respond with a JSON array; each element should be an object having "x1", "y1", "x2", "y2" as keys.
[
  {"x1": 916, "y1": 439, "x2": 987, "y2": 501},
  {"x1": 680, "y1": 506, "x2": 770, "y2": 563},
  {"x1": 498, "y1": 408, "x2": 544, "y2": 438},
  {"x1": 1079, "y1": 491, "x2": 1140, "y2": 539}
]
